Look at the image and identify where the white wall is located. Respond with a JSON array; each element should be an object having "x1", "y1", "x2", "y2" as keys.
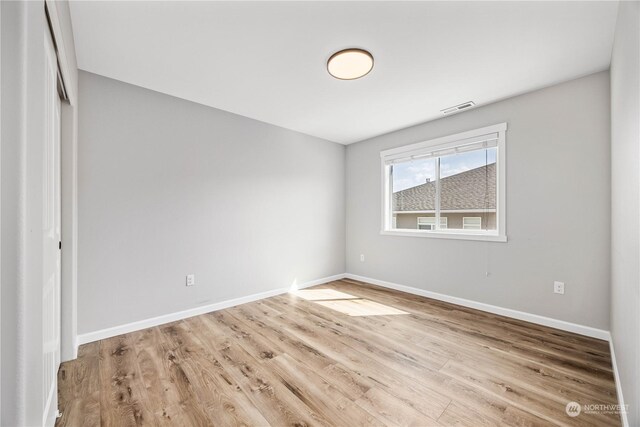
[
  {"x1": 610, "y1": 2, "x2": 640, "y2": 425},
  {"x1": 77, "y1": 71, "x2": 345, "y2": 335},
  {"x1": 346, "y1": 71, "x2": 611, "y2": 330},
  {"x1": 1, "y1": 1, "x2": 51, "y2": 425},
  {"x1": 0, "y1": 4, "x2": 23, "y2": 423}
]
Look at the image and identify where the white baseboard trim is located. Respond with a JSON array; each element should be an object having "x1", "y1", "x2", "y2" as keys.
[
  {"x1": 608, "y1": 333, "x2": 630, "y2": 427},
  {"x1": 344, "y1": 273, "x2": 610, "y2": 341},
  {"x1": 76, "y1": 273, "x2": 346, "y2": 346},
  {"x1": 72, "y1": 335, "x2": 78, "y2": 362}
]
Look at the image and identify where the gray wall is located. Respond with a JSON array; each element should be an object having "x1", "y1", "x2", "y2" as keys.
[
  {"x1": 346, "y1": 71, "x2": 611, "y2": 330},
  {"x1": 610, "y1": 1, "x2": 640, "y2": 425},
  {"x1": 77, "y1": 71, "x2": 345, "y2": 334}
]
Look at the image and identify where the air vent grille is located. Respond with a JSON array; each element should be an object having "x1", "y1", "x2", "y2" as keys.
[{"x1": 441, "y1": 101, "x2": 476, "y2": 115}]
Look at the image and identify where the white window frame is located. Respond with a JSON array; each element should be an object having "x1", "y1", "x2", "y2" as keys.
[
  {"x1": 462, "y1": 216, "x2": 482, "y2": 230},
  {"x1": 380, "y1": 123, "x2": 507, "y2": 242}
]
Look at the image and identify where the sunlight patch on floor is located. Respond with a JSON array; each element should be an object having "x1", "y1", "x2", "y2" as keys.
[
  {"x1": 315, "y1": 298, "x2": 409, "y2": 316},
  {"x1": 291, "y1": 288, "x2": 358, "y2": 301},
  {"x1": 290, "y1": 287, "x2": 408, "y2": 316}
]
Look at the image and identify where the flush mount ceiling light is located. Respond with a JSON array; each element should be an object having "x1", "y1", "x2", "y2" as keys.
[{"x1": 327, "y1": 48, "x2": 374, "y2": 80}]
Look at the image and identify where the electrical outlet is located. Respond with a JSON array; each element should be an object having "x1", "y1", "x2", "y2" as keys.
[
  {"x1": 554, "y1": 281, "x2": 565, "y2": 294},
  {"x1": 360, "y1": 254, "x2": 365, "y2": 262},
  {"x1": 186, "y1": 274, "x2": 195, "y2": 287}
]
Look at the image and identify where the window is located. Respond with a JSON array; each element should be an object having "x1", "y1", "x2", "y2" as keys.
[
  {"x1": 417, "y1": 217, "x2": 447, "y2": 230},
  {"x1": 463, "y1": 217, "x2": 482, "y2": 230},
  {"x1": 381, "y1": 123, "x2": 507, "y2": 242}
]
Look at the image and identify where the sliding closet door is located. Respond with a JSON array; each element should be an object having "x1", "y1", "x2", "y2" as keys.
[{"x1": 43, "y1": 24, "x2": 62, "y2": 427}]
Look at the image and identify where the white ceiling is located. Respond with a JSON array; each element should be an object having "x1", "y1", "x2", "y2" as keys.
[{"x1": 69, "y1": 1, "x2": 619, "y2": 144}]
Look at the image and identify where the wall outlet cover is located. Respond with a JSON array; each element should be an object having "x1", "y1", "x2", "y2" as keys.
[{"x1": 554, "y1": 281, "x2": 565, "y2": 294}]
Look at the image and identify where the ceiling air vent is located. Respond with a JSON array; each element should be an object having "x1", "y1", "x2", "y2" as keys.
[{"x1": 441, "y1": 101, "x2": 475, "y2": 115}]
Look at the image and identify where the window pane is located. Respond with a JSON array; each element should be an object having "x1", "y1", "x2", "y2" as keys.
[
  {"x1": 417, "y1": 217, "x2": 436, "y2": 225},
  {"x1": 392, "y1": 158, "x2": 436, "y2": 230},
  {"x1": 416, "y1": 216, "x2": 445, "y2": 230},
  {"x1": 463, "y1": 217, "x2": 482, "y2": 230},
  {"x1": 439, "y1": 148, "x2": 497, "y2": 231},
  {"x1": 417, "y1": 217, "x2": 448, "y2": 229}
]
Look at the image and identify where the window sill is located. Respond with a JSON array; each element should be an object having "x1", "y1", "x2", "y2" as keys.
[{"x1": 380, "y1": 229, "x2": 508, "y2": 242}]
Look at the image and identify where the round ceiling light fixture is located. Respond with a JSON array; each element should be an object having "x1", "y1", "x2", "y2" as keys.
[{"x1": 327, "y1": 48, "x2": 374, "y2": 80}]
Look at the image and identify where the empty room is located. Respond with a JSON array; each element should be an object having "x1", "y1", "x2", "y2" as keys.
[{"x1": 1, "y1": 1, "x2": 639, "y2": 426}]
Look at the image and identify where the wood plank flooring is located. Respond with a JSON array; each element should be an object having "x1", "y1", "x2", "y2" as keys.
[{"x1": 57, "y1": 279, "x2": 620, "y2": 426}]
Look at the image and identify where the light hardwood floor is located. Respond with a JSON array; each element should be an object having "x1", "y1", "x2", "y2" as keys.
[{"x1": 57, "y1": 279, "x2": 620, "y2": 426}]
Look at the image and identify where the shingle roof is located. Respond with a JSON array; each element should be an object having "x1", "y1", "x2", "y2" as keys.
[{"x1": 393, "y1": 163, "x2": 496, "y2": 211}]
